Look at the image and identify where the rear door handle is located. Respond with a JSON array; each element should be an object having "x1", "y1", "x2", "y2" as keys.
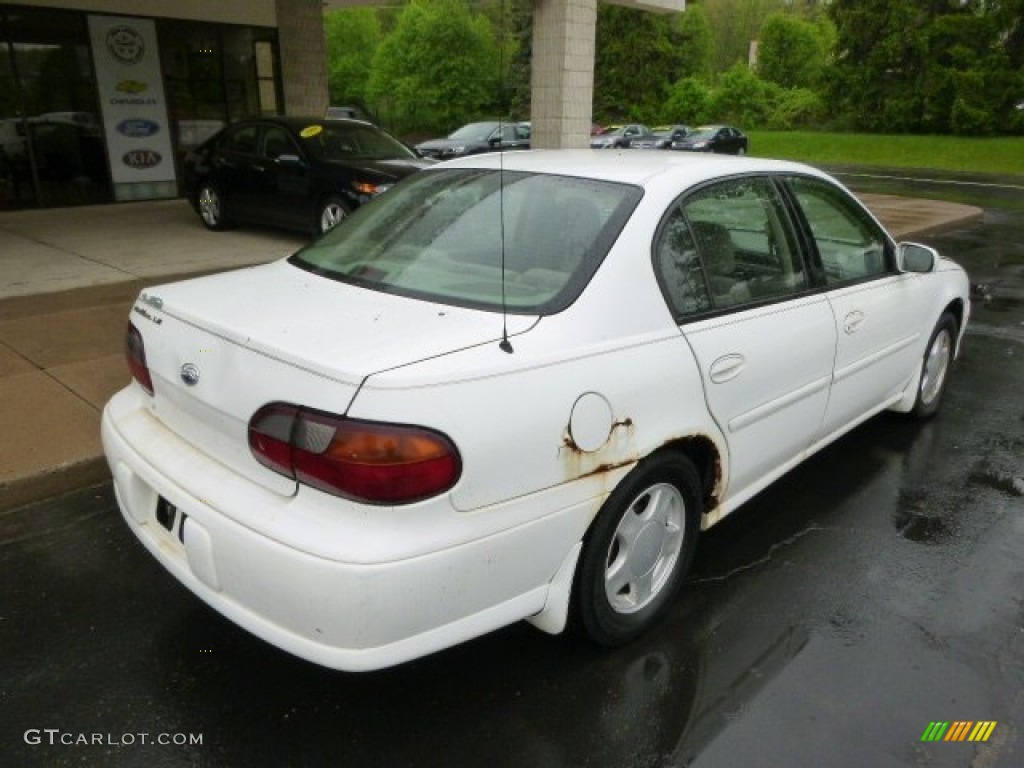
[{"x1": 709, "y1": 353, "x2": 745, "y2": 383}]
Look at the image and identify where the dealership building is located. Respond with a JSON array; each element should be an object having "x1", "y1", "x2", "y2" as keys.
[{"x1": 0, "y1": 0, "x2": 681, "y2": 211}]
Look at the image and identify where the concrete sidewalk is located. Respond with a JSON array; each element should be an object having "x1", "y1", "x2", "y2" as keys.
[{"x1": 0, "y1": 193, "x2": 983, "y2": 512}]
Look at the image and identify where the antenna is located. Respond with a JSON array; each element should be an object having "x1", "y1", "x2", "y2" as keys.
[{"x1": 497, "y1": 0, "x2": 513, "y2": 354}]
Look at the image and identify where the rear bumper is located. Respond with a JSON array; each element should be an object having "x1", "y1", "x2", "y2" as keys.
[{"x1": 101, "y1": 387, "x2": 595, "y2": 671}]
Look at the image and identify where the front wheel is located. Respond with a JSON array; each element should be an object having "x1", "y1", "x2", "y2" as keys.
[
  {"x1": 910, "y1": 312, "x2": 957, "y2": 419},
  {"x1": 574, "y1": 452, "x2": 701, "y2": 646}
]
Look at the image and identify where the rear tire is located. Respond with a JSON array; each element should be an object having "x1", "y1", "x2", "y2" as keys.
[
  {"x1": 910, "y1": 312, "x2": 957, "y2": 419},
  {"x1": 574, "y1": 452, "x2": 701, "y2": 646}
]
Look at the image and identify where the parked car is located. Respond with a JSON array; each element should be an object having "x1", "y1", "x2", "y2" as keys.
[
  {"x1": 671, "y1": 124, "x2": 748, "y2": 155},
  {"x1": 105, "y1": 151, "x2": 969, "y2": 671},
  {"x1": 590, "y1": 123, "x2": 652, "y2": 149},
  {"x1": 630, "y1": 124, "x2": 692, "y2": 150},
  {"x1": 415, "y1": 121, "x2": 530, "y2": 160},
  {"x1": 183, "y1": 116, "x2": 431, "y2": 235},
  {"x1": 324, "y1": 104, "x2": 375, "y2": 124}
]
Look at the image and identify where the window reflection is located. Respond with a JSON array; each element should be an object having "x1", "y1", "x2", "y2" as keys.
[{"x1": 0, "y1": 7, "x2": 111, "y2": 208}]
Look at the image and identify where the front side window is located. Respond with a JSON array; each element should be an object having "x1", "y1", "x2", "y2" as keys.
[
  {"x1": 787, "y1": 176, "x2": 891, "y2": 284},
  {"x1": 261, "y1": 125, "x2": 295, "y2": 159},
  {"x1": 654, "y1": 176, "x2": 807, "y2": 317},
  {"x1": 291, "y1": 169, "x2": 642, "y2": 314}
]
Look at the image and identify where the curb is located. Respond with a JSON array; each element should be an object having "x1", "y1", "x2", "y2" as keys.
[{"x1": 0, "y1": 457, "x2": 110, "y2": 515}]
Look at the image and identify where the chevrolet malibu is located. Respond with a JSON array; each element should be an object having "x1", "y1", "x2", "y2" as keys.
[{"x1": 102, "y1": 151, "x2": 969, "y2": 671}]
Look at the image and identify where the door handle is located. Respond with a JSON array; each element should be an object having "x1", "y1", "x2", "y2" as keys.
[
  {"x1": 709, "y1": 353, "x2": 745, "y2": 383},
  {"x1": 843, "y1": 311, "x2": 865, "y2": 334}
]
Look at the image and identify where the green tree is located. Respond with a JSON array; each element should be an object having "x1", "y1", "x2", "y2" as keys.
[
  {"x1": 324, "y1": 8, "x2": 382, "y2": 108},
  {"x1": 756, "y1": 13, "x2": 828, "y2": 89},
  {"x1": 366, "y1": 0, "x2": 500, "y2": 135},
  {"x1": 827, "y1": 0, "x2": 1023, "y2": 134},
  {"x1": 502, "y1": 0, "x2": 532, "y2": 118},
  {"x1": 703, "y1": 0, "x2": 788, "y2": 73},
  {"x1": 594, "y1": 5, "x2": 690, "y2": 122},
  {"x1": 709, "y1": 62, "x2": 775, "y2": 127},
  {"x1": 663, "y1": 77, "x2": 712, "y2": 125},
  {"x1": 672, "y1": 5, "x2": 715, "y2": 83}
]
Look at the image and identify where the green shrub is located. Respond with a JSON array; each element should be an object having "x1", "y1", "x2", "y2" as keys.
[{"x1": 663, "y1": 77, "x2": 712, "y2": 125}]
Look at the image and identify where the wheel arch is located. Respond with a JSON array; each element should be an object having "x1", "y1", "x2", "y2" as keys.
[
  {"x1": 942, "y1": 297, "x2": 966, "y2": 354},
  {"x1": 654, "y1": 434, "x2": 723, "y2": 516}
]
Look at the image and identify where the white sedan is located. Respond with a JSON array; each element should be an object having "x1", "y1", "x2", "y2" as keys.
[{"x1": 102, "y1": 151, "x2": 970, "y2": 671}]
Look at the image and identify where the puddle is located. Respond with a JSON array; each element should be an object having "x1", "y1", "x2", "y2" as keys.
[{"x1": 894, "y1": 489, "x2": 953, "y2": 543}]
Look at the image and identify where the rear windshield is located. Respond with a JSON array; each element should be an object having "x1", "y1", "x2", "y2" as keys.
[
  {"x1": 290, "y1": 168, "x2": 642, "y2": 314},
  {"x1": 448, "y1": 123, "x2": 497, "y2": 141}
]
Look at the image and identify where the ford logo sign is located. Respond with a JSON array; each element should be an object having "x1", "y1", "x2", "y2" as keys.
[
  {"x1": 180, "y1": 363, "x2": 200, "y2": 387},
  {"x1": 117, "y1": 118, "x2": 160, "y2": 138},
  {"x1": 122, "y1": 149, "x2": 161, "y2": 169}
]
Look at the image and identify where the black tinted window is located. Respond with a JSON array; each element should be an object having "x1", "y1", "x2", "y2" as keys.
[{"x1": 223, "y1": 124, "x2": 259, "y2": 154}]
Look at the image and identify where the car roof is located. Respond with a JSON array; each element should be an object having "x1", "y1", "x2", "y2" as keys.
[
  {"x1": 231, "y1": 116, "x2": 374, "y2": 130},
  {"x1": 431, "y1": 149, "x2": 824, "y2": 190}
]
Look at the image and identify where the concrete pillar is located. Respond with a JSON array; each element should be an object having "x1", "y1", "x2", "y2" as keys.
[
  {"x1": 276, "y1": 0, "x2": 330, "y2": 116},
  {"x1": 530, "y1": 0, "x2": 597, "y2": 149}
]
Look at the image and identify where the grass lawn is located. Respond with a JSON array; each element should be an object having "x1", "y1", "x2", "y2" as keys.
[{"x1": 747, "y1": 131, "x2": 1024, "y2": 177}]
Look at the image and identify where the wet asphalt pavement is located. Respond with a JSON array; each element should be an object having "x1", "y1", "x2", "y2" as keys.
[{"x1": 2, "y1": 174, "x2": 1023, "y2": 768}]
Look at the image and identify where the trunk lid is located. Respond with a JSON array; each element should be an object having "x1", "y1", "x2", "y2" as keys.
[{"x1": 132, "y1": 259, "x2": 534, "y2": 495}]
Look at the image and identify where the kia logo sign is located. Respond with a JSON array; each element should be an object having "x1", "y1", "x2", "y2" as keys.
[
  {"x1": 117, "y1": 119, "x2": 160, "y2": 138},
  {"x1": 122, "y1": 149, "x2": 162, "y2": 169}
]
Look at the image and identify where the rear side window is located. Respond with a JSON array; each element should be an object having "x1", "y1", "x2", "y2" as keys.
[
  {"x1": 787, "y1": 176, "x2": 891, "y2": 284},
  {"x1": 654, "y1": 176, "x2": 807, "y2": 318},
  {"x1": 223, "y1": 124, "x2": 259, "y2": 154}
]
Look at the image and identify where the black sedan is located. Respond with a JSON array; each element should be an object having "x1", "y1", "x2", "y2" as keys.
[
  {"x1": 670, "y1": 125, "x2": 748, "y2": 155},
  {"x1": 629, "y1": 124, "x2": 692, "y2": 150},
  {"x1": 184, "y1": 117, "x2": 432, "y2": 234},
  {"x1": 415, "y1": 121, "x2": 530, "y2": 160}
]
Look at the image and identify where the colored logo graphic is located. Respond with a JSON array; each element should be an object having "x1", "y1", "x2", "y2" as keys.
[
  {"x1": 122, "y1": 149, "x2": 162, "y2": 170},
  {"x1": 921, "y1": 721, "x2": 997, "y2": 742},
  {"x1": 106, "y1": 26, "x2": 145, "y2": 65},
  {"x1": 116, "y1": 80, "x2": 148, "y2": 95},
  {"x1": 116, "y1": 119, "x2": 160, "y2": 138}
]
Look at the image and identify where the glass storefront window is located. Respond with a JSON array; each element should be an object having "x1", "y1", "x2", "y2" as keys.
[
  {"x1": 0, "y1": 8, "x2": 281, "y2": 209},
  {"x1": 0, "y1": 7, "x2": 111, "y2": 209},
  {"x1": 159, "y1": 21, "x2": 281, "y2": 189}
]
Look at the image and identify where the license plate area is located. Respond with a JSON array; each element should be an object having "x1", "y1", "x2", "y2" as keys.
[{"x1": 155, "y1": 496, "x2": 186, "y2": 544}]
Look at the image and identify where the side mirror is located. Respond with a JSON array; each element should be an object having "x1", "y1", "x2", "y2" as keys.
[{"x1": 899, "y1": 242, "x2": 938, "y2": 273}]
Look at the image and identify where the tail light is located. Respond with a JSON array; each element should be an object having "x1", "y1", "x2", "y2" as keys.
[
  {"x1": 125, "y1": 323, "x2": 154, "y2": 395},
  {"x1": 248, "y1": 403, "x2": 461, "y2": 505}
]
